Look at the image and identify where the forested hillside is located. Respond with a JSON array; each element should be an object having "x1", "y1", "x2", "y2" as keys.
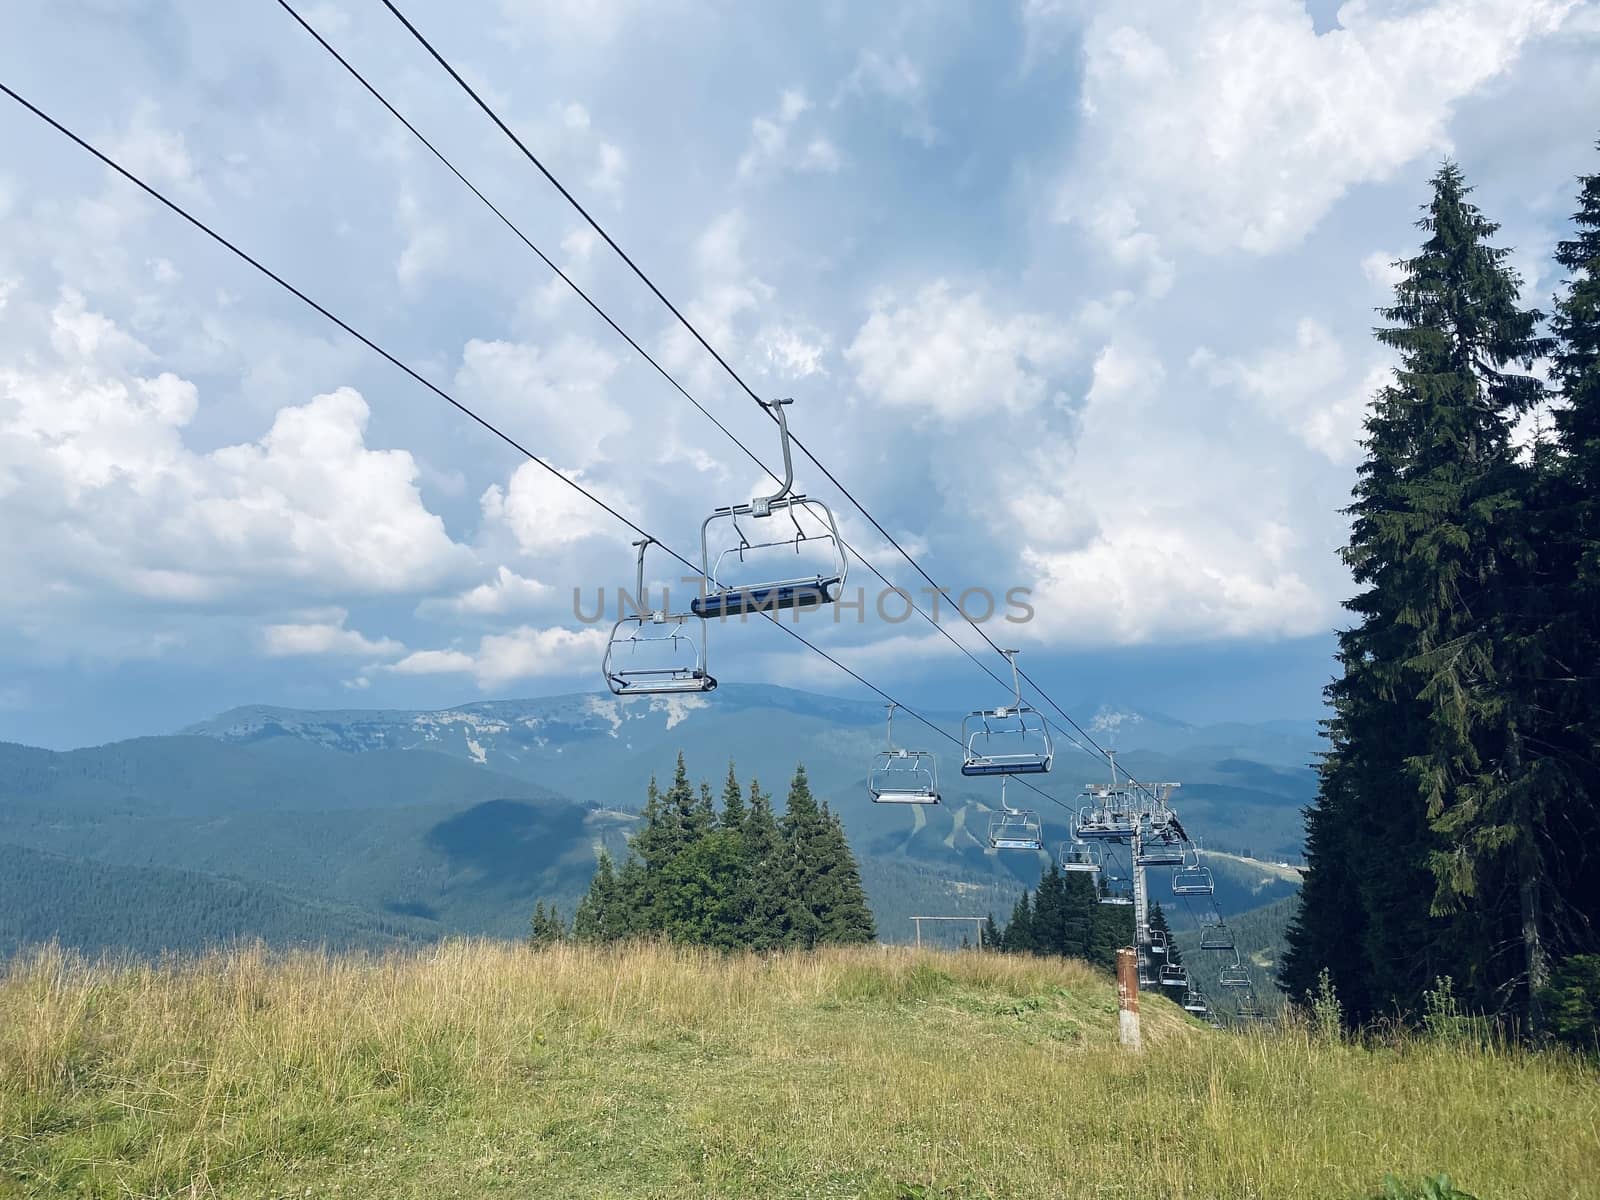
[{"x1": 0, "y1": 843, "x2": 422, "y2": 956}]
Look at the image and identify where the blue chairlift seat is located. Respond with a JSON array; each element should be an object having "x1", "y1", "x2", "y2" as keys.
[{"x1": 692, "y1": 397, "x2": 846, "y2": 622}]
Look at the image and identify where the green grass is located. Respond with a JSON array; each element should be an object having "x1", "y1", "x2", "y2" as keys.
[{"x1": 2, "y1": 942, "x2": 1596, "y2": 1198}]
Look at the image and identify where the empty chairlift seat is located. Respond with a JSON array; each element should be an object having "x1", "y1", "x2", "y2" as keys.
[
  {"x1": 1199, "y1": 916, "x2": 1235, "y2": 952},
  {"x1": 987, "y1": 779, "x2": 1044, "y2": 851},
  {"x1": 1135, "y1": 836, "x2": 1186, "y2": 867},
  {"x1": 1219, "y1": 961, "x2": 1251, "y2": 989},
  {"x1": 1060, "y1": 840, "x2": 1102, "y2": 873},
  {"x1": 603, "y1": 538, "x2": 717, "y2": 696},
  {"x1": 961, "y1": 650, "x2": 1054, "y2": 777},
  {"x1": 690, "y1": 398, "x2": 846, "y2": 620},
  {"x1": 1159, "y1": 962, "x2": 1189, "y2": 989},
  {"x1": 868, "y1": 704, "x2": 940, "y2": 805},
  {"x1": 1172, "y1": 849, "x2": 1215, "y2": 897}
]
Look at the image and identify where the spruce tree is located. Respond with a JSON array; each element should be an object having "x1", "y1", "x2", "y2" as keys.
[
  {"x1": 1542, "y1": 144, "x2": 1600, "y2": 1009},
  {"x1": 1287, "y1": 162, "x2": 1552, "y2": 1024},
  {"x1": 1003, "y1": 892, "x2": 1034, "y2": 954},
  {"x1": 1031, "y1": 865, "x2": 1069, "y2": 957},
  {"x1": 816, "y1": 805, "x2": 876, "y2": 944},
  {"x1": 738, "y1": 779, "x2": 790, "y2": 950},
  {"x1": 574, "y1": 851, "x2": 620, "y2": 942},
  {"x1": 720, "y1": 762, "x2": 747, "y2": 833}
]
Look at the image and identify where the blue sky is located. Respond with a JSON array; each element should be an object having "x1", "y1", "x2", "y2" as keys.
[{"x1": 2, "y1": 0, "x2": 1598, "y2": 749}]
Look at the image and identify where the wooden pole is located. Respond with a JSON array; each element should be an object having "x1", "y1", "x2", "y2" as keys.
[{"x1": 1116, "y1": 947, "x2": 1142, "y2": 1051}]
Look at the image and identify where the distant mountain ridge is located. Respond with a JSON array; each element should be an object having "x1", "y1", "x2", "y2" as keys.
[{"x1": 1, "y1": 684, "x2": 1312, "y2": 958}]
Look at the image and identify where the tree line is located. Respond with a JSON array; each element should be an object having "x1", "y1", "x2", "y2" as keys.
[
  {"x1": 1282, "y1": 149, "x2": 1600, "y2": 1045},
  {"x1": 533, "y1": 756, "x2": 877, "y2": 950},
  {"x1": 986, "y1": 862, "x2": 1137, "y2": 971}
]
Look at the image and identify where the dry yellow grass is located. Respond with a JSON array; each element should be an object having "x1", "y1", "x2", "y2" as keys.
[{"x1": 1, "y1": 941, "x2": 1596, "y2": 1198}]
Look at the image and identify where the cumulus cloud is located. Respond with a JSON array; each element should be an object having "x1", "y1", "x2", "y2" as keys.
[
  {"x1": 261, "y1": 610, "x2": 405, "y2": 658},
  {"x1": 737, "y1": 89, "x2": 842, "y2": 179},
  {"x1": 455, "y1": 334, "x2": 626, "y2": 468},
  {"x1": 479, "y1": 460, "x2": 622, "y2": 555},
  {"x1": 386, "y1": 624, "x2": 607, "y2": 687},
  {"x1": 0, "y1": 291, "x2": 471, "y2": 625},
  {"x1": 1003, "y1": 339, "x2": 1341, "y2": 645},
  {"x1": 422, "y1": 566, "x2": 556, "y2": 617},
  {"x1": 1192, "y1": 318, "x2": 1385, "y2": 464},
  {"x1": 845, "y1": 282, "x2": 1072, "y2": 421},
  {"x1": 1057, "y1": 0, "x2": 1576, "y2": 261}
]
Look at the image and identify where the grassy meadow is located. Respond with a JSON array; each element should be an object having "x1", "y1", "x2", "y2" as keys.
[{"x1": 2, "y1": 941, "x2": 1596, "y2": 1199}]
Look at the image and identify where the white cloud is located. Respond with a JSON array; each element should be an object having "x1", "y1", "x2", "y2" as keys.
[
  {"x1": 1003, "y1": 339, "x2": 1341, "y2": 645},
  {"x1": 455, "y1": 334, "x2": 626, "y2": 467},
  {"x1": 479, "y1": 460, "x2": 621, "y2": 554},
  {"x1": 262, "y1": 610, "x2": 405, "y2": 658},
  {"x1": 737, "y1": 89, "x2": 842, "y2": 179},
  {"x1": 845, "y1": 282, "x2": 1072, "y2": 421},
  {"x1": 386, "y1": 624, "x2": 607, "y2": 688},
  {"x1": 1057, "y1": 0, "x2": 1576, "y2": 259},
  {"x1": 758, "y1": 323, "x2": 830, "y2": 378},
  {"x1": 0, "y1": 292, "x2": 471, "y2": 623},
  {"x1": 1361, "y1": 250, "x2": 1406, "y2": 293},
  {"x1": 1193, "y1": 318, "x2": 1383, "y2": 464},
  {"x1": 424, "y1": 566, "x2": 556, "y2": 617}
]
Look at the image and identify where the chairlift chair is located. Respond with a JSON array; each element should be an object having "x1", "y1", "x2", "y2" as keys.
[
  {"x1": 1236, "y1": 994, "x2": 1264, "y2": 1020},
  {"x1": 1060, "y1": 840, "x2": 1102, "y2": 873},
  {"x1": 1098, "y1": 873, "x2": 1134, "y2": 905},
  {"x1": 1172, "y1": 848, "x2": 1215, "y2": 897},
  {"x1": 1073, "y1": 804, "x2": 1139, "y2": 841},
  {"x1": 1183, "y1": 990, "x2": 1209, "y2": 1015},
  {"x1": 1199, "y1": 916, "x2": 1236, "y2": 952},
  {"x1": 987, "y1": 779, "x2": 1044, "y2": 851},
  {"x1": 1146, "y1": 928, "x2": 1168, "y2": 957},
  {"x1": 868, "y1": 704, "x2": 940, "y2": 805},
  {"x1": 1159, "y1": 962, "x2": 1189, "y2": 989},
  {"x1": 1135, "y1": 835, "x2": 1186, "y2": 867},
  {"x1": 690, "y1": 398, "x2": 847, "y2": 620},
  {"x1": 1219, "y1": 960, "x2": 1251, "y2": 989},
  {"x1": 602, "y1": 538, "x2": 717, "y2": 696},
  {"x1": 961, "y1": 651, "x2": 1053, "y2": 776}
]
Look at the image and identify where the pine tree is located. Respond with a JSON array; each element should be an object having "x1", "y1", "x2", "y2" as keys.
[
  {"x1": 573, "y1": 851, "x2": 621, "y2": 942},
  {"x1": 816, "y1": 805, "x2": 876, "y2": 944},
  {"x1": 720, "y1": 762, "x2": 747, "y2": 833},
  {"x1": 1030, "y1": 865, "x2": 1068, "y2": 958},
  {"x1": 738, "y1": 778, "x2": 790, "y2": 950},
  {"x1": 1540, "y1": 144, "x2": 1600, "y2": 1017},
  {"x1": 1286, "y1": 162, "x2": 1552, "y2": 1024},
  {"x1": 529, "y1": 902, "x2": 566, "y2": 946},
  {"x1": 1003, "y1": 892, "x2": 1034, "y2": 954}
]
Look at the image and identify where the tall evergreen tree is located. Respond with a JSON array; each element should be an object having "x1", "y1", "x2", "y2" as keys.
[
  {"x1": 720, "y1": 762, "x2": 747, "y2": 833},
  {"x1": 1541, "y1": 145, "x2": 1600, "y2": 1003},
  {"x1": 1285, "y1": 163, "x2": 1552, "y2": 1023},
  {"x1": 816, "y1": 805, "x2": 877, "y2": 943},
  {"x1": 738, "y1": 779, "x2": 790, "y2": 951},
  {"x1": 573, "y1": 851, "x2": 621, "y2": 942}
]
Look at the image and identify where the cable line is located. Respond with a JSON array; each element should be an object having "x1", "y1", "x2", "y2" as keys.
[
  {"x1": 277, "y1": 0, "x2": 1076, "y2": 745},
  {"x1": 0, "y1": 78, "x2": 1068, "y2": 816},
  {"x1": 378, "y1": 0, "x2": 1140, "y2": 787}
]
